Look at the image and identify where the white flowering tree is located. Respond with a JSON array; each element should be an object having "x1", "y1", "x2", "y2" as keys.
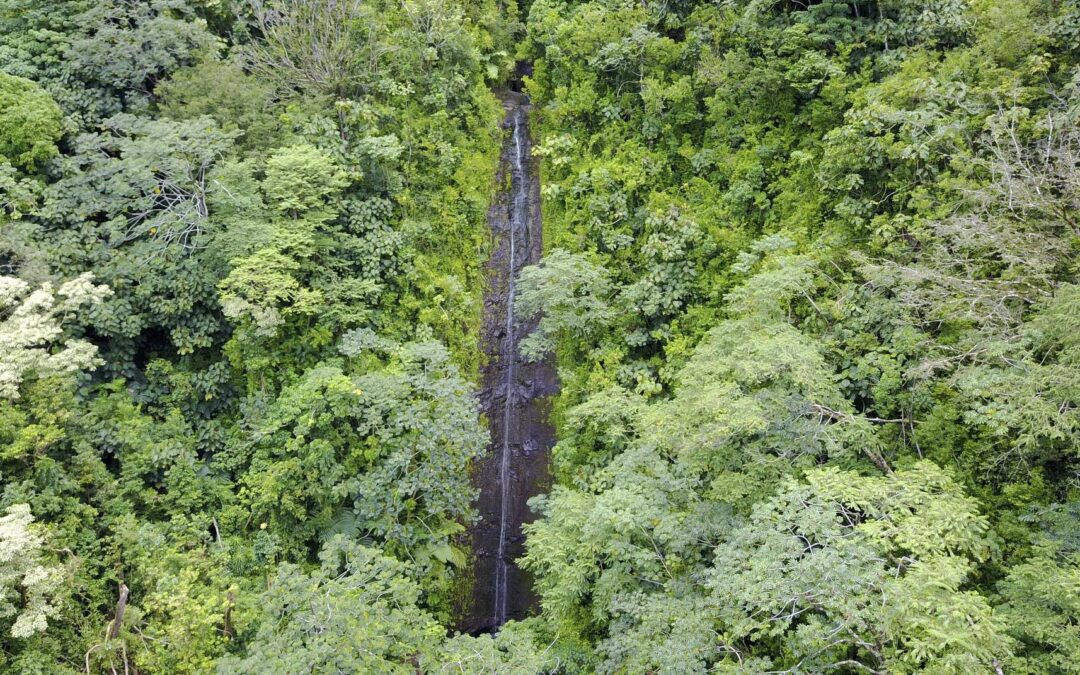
[
  {"x1": 0, "y1": 273, "x2": 111, "y2": 399},
  {"x1": 0, "y1": 504, "x2": 63, "y2": 638}
]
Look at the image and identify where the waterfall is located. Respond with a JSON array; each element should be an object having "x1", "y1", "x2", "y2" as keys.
[
  {"x1": 459, "y1": 91, "x2": 557, "y2": 635},
  {"x1": 492, "y1": 107, "x2": 526, "y2": 627}
]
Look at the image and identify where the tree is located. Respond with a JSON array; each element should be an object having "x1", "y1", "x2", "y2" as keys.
[
  {"x1": 438, "y1": 620, "x2": 560, "y2": 674},
  {"x1": 43, "y1": 113, "x2": 239, "y2": 254},
  {"x1": 0, "y1": 273, "x2": 110, "y2": 399},
  {"x1": 0, "y1": 73, "x2": 62, "y2": 171},
  {"x1": 705, "y1": 463, "x2": 1008, "y2": 674},
  {"x1": 218, "y1": 144, "x2": 353, "y2": 336},
  {"x1": 65, "y1": 0, "x2": 217, "y2": 120},
  {"x1": 516, "y1": 249, "x2": 614, "y2": 360},
  {"x1": 245, "y1": 0, "x2": 380, "y2": 98},
  {"x1": 217, "y1": 537, "x2": 443, "y2": 674},
  {"x1": 228, "y1": 337, "x2": 486, "y2": 575},
  {"x1": 998, "y1": 538, "x2": 1080, "y2": 673},
  {"x1": 32, "y1": 114, "x2": 238, "y2": 364},
  {"x1": 0, "y1": 504, "x2": 65, "y2": 639}
]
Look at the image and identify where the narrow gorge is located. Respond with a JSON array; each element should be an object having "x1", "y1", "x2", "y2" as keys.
[{"x1": 461, "y1": 89, "x2": 558, "y2": 634}]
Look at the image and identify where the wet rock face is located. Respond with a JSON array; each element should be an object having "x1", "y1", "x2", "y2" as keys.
[
  {"x1": 457, "y1": 92, "x2": 557, "y2": 635},
  {"x1": 510, "y1": 61, "x2": 532, "y2": 92}
]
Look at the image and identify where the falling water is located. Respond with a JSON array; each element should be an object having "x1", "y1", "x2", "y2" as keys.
[
  {"x1": 458, "y1": 90, "x2": 558, "y2": 634},
  {"x1": 493, "y1": 106, "x2": 528, "y2": 626}
]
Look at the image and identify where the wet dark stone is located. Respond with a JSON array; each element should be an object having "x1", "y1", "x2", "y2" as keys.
[{"x1": 454, "y1": 90, "x2": 557, "y2": 634}]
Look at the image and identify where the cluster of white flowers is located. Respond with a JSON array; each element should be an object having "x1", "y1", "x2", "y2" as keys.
[
  {"x1": 0, "y1": 272, "x2": 111, "y2": 399},
  {"x1": 0, "y1": 504, "x2": 63, "y2": 638}
]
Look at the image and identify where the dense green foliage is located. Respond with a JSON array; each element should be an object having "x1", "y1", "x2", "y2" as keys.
[
  {"x1": 510, "y1": 0, "x2": 1080, "y2": 672},
  {"x1": 0, "y1": 0, "x2": 518, "y2": 670},
  {"x1": 2, "y1": 0, "x2": 1080, "y2": 672}
]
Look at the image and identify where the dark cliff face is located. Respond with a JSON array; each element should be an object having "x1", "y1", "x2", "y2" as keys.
[
  {"x1": 457, "y1": 92, "x2": 557, "y2": 635},
  {"x1": 511, "y1": 61, "x2": 533, "y2": 92}
]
